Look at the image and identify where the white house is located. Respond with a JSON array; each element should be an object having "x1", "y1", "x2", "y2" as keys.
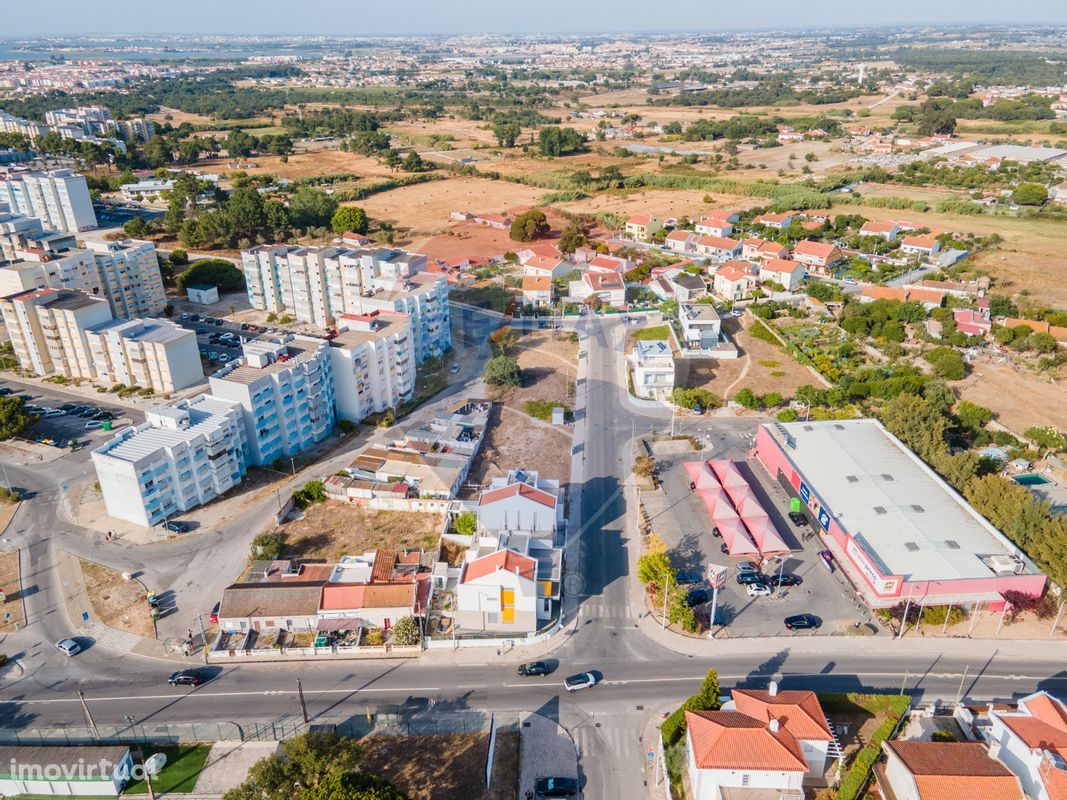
[
  {"x1": 476, "y1": 469, "x2": 563, "y2": 538},
  {"x1": 455, "y1": 549, "x2": 539, "y2": 633},
  {"x1": 712, "y1": 262, "x2": 757, "y2": 302},
  {"x1": 665, "y1": 229, "x2": 696, "y2": 254},
  {"x1": 629, "y1": 339, "x2": 675, "y2": 400},
  {"x1": 695, "y1": 235, "x2": 742, "y2": 261},
  {"x1": 679, "y1": 303, "x2": 722, "y2": 350},
  {"x1": 0, "y1": 745, "x2": 134, "y2": 798},
  {"x1": 695, "y1": 212, "x2": 737, "y2": 238},
  {"x1": 754, "y1": 211, "x2": 796, "y2": 230},
  {"x1": 522, "y1": 274, "x2": 553, "y2": 307},
  {"x1": 669, "y1": 273, "x2": 708, "y2": 302},
  {"x1": 585, "y1": 253, "x2": 631, "y2": 273},
  {"x1": 522, "y1": 254, "x2": 573, "y2": 280},
  {"x1": 791, "y1": 240, "x2": 843, "y2": 275},
  {"x1": 742, "y1": 238, "x2": 789, "y2": 262},
  {"x1": 730, "y1": 688, "x2": 835, "y2": 778},
  {"x1": 570, "y1": 271, "x2": 625, "y2": 307},
  {"x1": 860, "y1": 220, "x2": 901, "y2": 240},
  {"x1": 877, "y1": 741, "x2": 1024, "y2": 800},
  {"x1": 759, "y1": 258, "x2": 806, "y2": 292},
  {"x1": 900, "y1": 235, "x2": 942, "y2": 258},
  {"x1": 987, "y1": 691, "x2": 1067, "y2": 800}
]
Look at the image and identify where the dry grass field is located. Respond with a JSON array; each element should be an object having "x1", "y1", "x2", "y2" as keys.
[
  {"x1": 276, "y1": 502, "x2": 444, "y2": 561},
  {"x1": 955, "y1": 361, "x2": 1067, "y2": 435},
  {"x1": 80, "y1": 559, "x2": 156, "y2": 638},
  {"x1": 0, "y1": 548, "x2": 24, "y2": 632}
]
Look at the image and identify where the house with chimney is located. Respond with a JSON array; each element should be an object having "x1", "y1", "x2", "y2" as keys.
[{"x1": 987, "y1": 691, "x2": 1067, "y2": 800}]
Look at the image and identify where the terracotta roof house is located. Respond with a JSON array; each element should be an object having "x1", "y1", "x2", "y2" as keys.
[
  {"x1": 713, "y1": 261, "x2": 757, "y2": 302},
  {"x1": 755, "y1": 211, "x2": 797, "y2": 229},
  {"x1": 522, "y1": 274, "x2": 552, "y2": 307},
  {"x1": 625, "y1": 214, "x2": 663, "y2": 243},
  {"x1": 217, "y1": 582, "x2": 324, "y2": 633},
  {"x1": 666, "y1": 228, "x2": 697, "y2": 254},
  {"x1": 876, "y1": 741, "x2": 1024, "y2": 800},
  {"x1": 901, "y1": 236, "x2": 942, "y2": 257},
  {"x1": 861, "y1": 220, "x2": 901, "y2": 240},
  {"x1": 730, "y1": 686, "x2": 836, "y2": 778},
  {"x1": 759, "y1": 258, "x2": 806, "y2": 292},
  {"x1": 989, "y1": 691, "x2": 1067, "y2": 800},
  {"x1": 792, "y1": 240, "x2": 843, "y2": 275},
  {"x1": 456, "y1": 548, "x2": 540, "y2": 634},
  {"x1": 477, "y1": 471, "x2": 561, "y2": 536},
  {"x1": 695, "y1": 235, "x2": 742, "y2": 260}
]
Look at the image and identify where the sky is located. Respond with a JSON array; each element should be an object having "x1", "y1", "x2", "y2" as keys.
[{"x1": 5, "y1": 0, "x2": 1067, "y2": 37}]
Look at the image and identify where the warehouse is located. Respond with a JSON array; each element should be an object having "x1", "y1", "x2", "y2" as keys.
[{"x1": 756, "y1": 419, "x2": 1046, "y2": 609}]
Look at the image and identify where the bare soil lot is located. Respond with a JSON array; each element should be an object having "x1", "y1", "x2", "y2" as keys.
[
  {"x1": 360, "y1": 732, "x2": 518, "y2": 800},
  {"x1": 0, "y1": 548, "x2": 25, "y2": 632},
  {"x1": 196, "y1": 149, "x2": 396, "y2": 181},
  {"x1": 79, "y1": 558, "x2": 155, "y2": 638},
  {"x1": 559, "y1": 190, "x2": 762, "y2": 222},
  {"x1": 467, "y1": 406, "x2": 572, "y2": 490},
  {"x1": 276, "y1": 502, "x2": 444, "y2": 561},
  {"x1": 955, "y1": 360, "x2": 1067, "y2": 434}
]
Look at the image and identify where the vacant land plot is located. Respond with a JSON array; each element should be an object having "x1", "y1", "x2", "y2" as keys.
[
  {"x1": 197, "y1": 149, "x2": 396, "y2": 181},
  {"x1": 0, "y1": 549, "x2": 25, "y2": 632},
  {"x1": 358, "y1": 178, "x2": 546, "y2": 240},
  {"x1": 387, "y1": 119, "x2": 499, "y2": 148},
  {"x1": 955, "y1": 360, "x2": 1067, "y2": 434},
  {"x1": 360, "y1": 732, "x2": 519, "y2": 800},
  {"x1": 79, "y1": 559, "x2": 155, "y2": 638},
  {"x1": 126, "y1": 745, "x2": 211, "y2": 795},
  {"x1": 467, "y1": 405, "x2": 571, "y2": 490},
  {"x1": 276, "y1": 502, "x2": 444, "y2": 560},
  {"x1": 560, "y1": 189, "x2": 762, "y2": 222}
]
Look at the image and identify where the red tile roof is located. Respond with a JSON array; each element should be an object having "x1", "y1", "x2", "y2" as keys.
[
  {"x1": 885, "y1": 741, "x2": 1024, "y2": 800},
  {"x1": 698, "y1": 235, "x2": 740, "y2": 251},
  {"x1": 685, "y1": 710, "x2": 807, "y2": 772},
  {"x1": 731, "y1": 689, "x2": 833, "y2": 742},
  {"x1": 372, "y1": 550, "x2": 397, "y2": 583},
  {"x1": 903, "y1": 235, "x2": 939, "y2": 250},
  {"x1": 762, "y1": 258, "x2": 804, "y2": 274},
  {"x1": 462, "y1": 549, "x2": 537, "y2": 583},
  {"x1": 478, "y1": 481, "x2": 557, "y2": 509},
  {"x1": 793, "y1": 240, "x2": 840, "y2": 261},
  {"x1": 861, "y1": 220, "x2": 898, "y2": 233},
  {"x1": 666, "y1": 229, "x2": 694, "y2": 241},
  {"x1": 585, "y1": 271, "x2": 624, "y2": 291},
  {"x1": 320, "y1": 582, "x2": 416, "y2": 611},
  {"x1": 628, "y1": 214, "x2": 654, "y2": 226},
  {"x1": 523, "y1": 275, "x2": 552, "y2": 291}
]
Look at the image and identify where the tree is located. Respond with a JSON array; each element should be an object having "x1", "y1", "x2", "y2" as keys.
[
  {"x1": 915, "y1": 99, "x2": 957, "y2": 136},
  {"x1": 176, "y1": 259, "x2": 246, "y2": 293},
  {"x1": 292, "y1": 480, "x2": 327, "y2": 510},
  {"x1": 401, "y1": 151, "x2": 425, "y2": 172},
  {"x1": 733, "y1": 388, "x2": 761, "y2": 410},
  {"x1": 224, "y1": 186, "x2": 267, "y2": 244},
  {"x1": 223, "y1": 129, "x2": 254, "y2": 158},
  {"x1": 123, "y1": 216, "x2": 149, "y2": 238},
  {"x1": 390, "y1": 616, "x2": 421, "y2": 647},
  {"x1": 1025, "y1": 425, "x2": 1066, "y2": 456},
  {"x1": 929, "y1": 349, "x2": 965, "y2": 380},
  {"x1": 492, "y1": 121, "x2": 521, "y2": 147},
  {"x1": 250, "y1": 532, "x2": 283, "y2": 560},
  {"x1": 558, "y1": 224, "x2": 587, "y2": 254},
  {"x1": 453, "y1": 511, "x2": 477, "y2": 535},
  {"x1": 509, "y1": 209, "x2": 550, "y2": 242},
  {"x1": 331, "y1": 205, "x2": 369, "y2": 235},
  {"x1": 1012, "y1": 183, "x2": 1048, "y2": 206},
  {"x1": 955, "y1": 400, "x2": 993, "y2": 431},
  {"x1": 881, "y1": 393, "x2": 947, "y2": 459},
  {"x1": 482, "y1": 356, "x2": 522, "y2": 386},
  {"x1": 0, "y1": 398, "x2": 35, "y2": 441},
  {"x1": 168, "y1": 248, "x2": 189, "y2": 266},
  {"x1": 288, "y1": 187, "x2": 339, "y2": 231},
  {"x1": 670, "y1": 387, "x2": 721, "y2": 410},
  {"x1": 222, "y1": 731, "x2": 369, "y2": 800},
  {"x1": 537, "y1": 126, "x2": 587, "y2": 157},
  {"x1": 488, "y1": 325, "x2": 517, "y2": 355}
]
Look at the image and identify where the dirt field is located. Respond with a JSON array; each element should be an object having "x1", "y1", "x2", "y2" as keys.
[
  {"x1": 0, "y1": 549, "x2": 25, "y2": 632},
  {"x1": 679, "y1": 316, "x2": 819, "y2": 401},
  {"x1": 955, "y1": 360, "x2": 1067, "y2": 434},
  {"x1": 467, "y1": 405, "x2": 572, "y2": 490},
  {"x1": 387, "y1": 119, "x2": 499, "y2": 149},
  {"x1": 276, "y1": 502, "x2": 444, "y2": 561},
  {"x1": 79, "y1": 559, "x2": 156, "y2": 638},
  {"x1": 559, "y1": 190, "x2": 762, "y2": 222},
  {"x1": 196, "y1": 149, "x2": 397, "y2": 181},
  {"x1": 416, "y1": 208, "x2": 589, "y2": 261},
  {"x1": 360, "y1": 732, "x2": 519, "y2": 800}
]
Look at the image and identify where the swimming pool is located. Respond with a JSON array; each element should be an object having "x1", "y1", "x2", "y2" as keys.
[{"x1": 1014, "y1": 473, "x2": 1052, "y2": 486}]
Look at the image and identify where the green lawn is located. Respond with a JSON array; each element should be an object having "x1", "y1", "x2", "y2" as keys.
[
  {"x1": 631, "y1": 325, "x2": 671, "y2": 341},
  {"x1": 124, "y1": 745, "x2": 211, "y2": 795}
]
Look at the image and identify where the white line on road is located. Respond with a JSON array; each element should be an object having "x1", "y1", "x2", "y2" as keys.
[{"x1": 8, "y1": 687, "x2": 443, "y2": 705}]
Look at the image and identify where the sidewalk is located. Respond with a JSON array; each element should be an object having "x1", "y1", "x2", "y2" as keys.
[{"x1": 519, "y1": 712, "x2": 579, "y2": 799}]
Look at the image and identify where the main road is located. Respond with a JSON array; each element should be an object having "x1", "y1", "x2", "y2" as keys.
[{"x1": 2, "y1": 315, "x2": 1067, "y2": 800}]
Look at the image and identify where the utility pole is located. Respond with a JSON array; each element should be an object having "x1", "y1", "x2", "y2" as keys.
[
  {"x1": 956, "y1": 665, "x2": 969, "y2": 704},
  {"x1": 899, "y1": 669, "x2": 909, "y2": 696},
  {"x1": 296, "y1": 678, "x2": 309, "y2": 724},
  {"x1": 661, "y1": 575, "x2": 670, "y2": 630},
  {"x1": 197, "y1": 613, "x2": 209, "y2": 665},
  {"x1": 76, "y1": 690, "x2": 99, "y2": 739},
  {"x1": 941, "y1": 603, "x2": 953, "y2": 637},
  {"x1": 897, "y1": 585, "x2": 915, "y2": 640}
]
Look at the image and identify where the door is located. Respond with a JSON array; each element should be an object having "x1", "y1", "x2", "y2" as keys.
[{"x1": 501, "y1": 589, "x2": 515, "y2": 624}]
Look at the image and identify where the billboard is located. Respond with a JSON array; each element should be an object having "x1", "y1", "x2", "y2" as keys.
[
  {"x1": 798, "y1": 480, "x2": 831, "y2": 532},
  {"x1": 846, "y1": 538, "x2": 900, "y2": 595}
]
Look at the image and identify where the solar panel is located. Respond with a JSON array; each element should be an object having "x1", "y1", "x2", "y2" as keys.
[{"x1": 905, "y1": 542, "x2": 920, "y2": 552}]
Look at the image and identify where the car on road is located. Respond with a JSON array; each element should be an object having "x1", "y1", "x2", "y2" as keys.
[
  {"x1": 0, "y1": 388, "x2": 10, "y2": 396},
  {"x1": 719, "y1": 543, "x2": 729, "y2": 554},
  {"x1": 674, "y1": 570, "x2": 702, "y2": 585},
  {"x1": 450, "y1": 362, "x2": 461, "y2": 373},
  {"x1": 788, "y1": 511, "x2": 808, "y2": 527},
  {"x1": 784, "y1": 614, "x2": 822, "y2": 630},
  {"x1": 746, "y1": 583, "x2": 773, "y2": 598},
  {"x1": 84, "y1": 421, "x2": 103, "y2": 430},
  {"x1": 769, "y1": 574, "x2": 802, "y2": 588},
  {"x1": 163, "y1": 520, "x2": 191, "y2": 533},
  {"x1": 563, "y1": 672, "x2": 599, "y2": 692},
  {"x1": 209, "y1": 601, "x2": 220, "y2": 624},
  {"x1": 168, "y1": 669, "x2": 204, "y2": 687},
  {"x1": 710, "y1": 526, "x2": 722, "y2": 538},
  {"x1": 55, "y1": 638, "x2": 81, "y2": 656},
  {"x1": 534, "y1": 777, "x2": 579, "y2": 798},
  {"x1": 685, "y1": 588, "x2": 710, "y2": 607},
  {"x1": 736, "y1": 572, "x2": 768, "y2": 585},
  {"x1": 518, "y1": 661, "x2": 552, "y2": 677}
]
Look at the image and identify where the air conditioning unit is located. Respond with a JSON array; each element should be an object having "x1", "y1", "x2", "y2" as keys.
[{"x1": 988, "y1": 554, "x2": 1022, "y2": 575}]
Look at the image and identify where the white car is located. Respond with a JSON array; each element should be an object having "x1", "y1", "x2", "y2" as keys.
[
  {"x1": 55, "y1": 638, "x2": 81, "y2": 656},
  {"x1": 747, "y1": 583, "x2": 773, "y2": 598},
  {"x1": 563, "y1": 672, "x2": 599, "y2": 692},
  {"x1": 84, "y1": 420, "x2": 103, "y2": 430}
]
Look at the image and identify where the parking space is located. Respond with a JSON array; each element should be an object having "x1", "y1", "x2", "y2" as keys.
[
  {"x1": 92, "y1": 202, "x2": 164, "y2": 228},
  {"x1": 0, "y1": 380, "x2": 142, "y2": 450},
  {"x1": 641, "y1": 419, "x2": 871, "y2": 635},
  {"x1": 175, "y1": 313, "x2": 284, "y2": 368}
]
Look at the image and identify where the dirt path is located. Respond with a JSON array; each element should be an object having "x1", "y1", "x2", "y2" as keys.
[{"x1": 722, "y1": 355, "x2": 753, "y2": 398}]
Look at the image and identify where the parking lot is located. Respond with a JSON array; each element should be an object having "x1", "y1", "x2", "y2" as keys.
[
  {"x1": 0, "y1": 379, "x2": 143, "y2": 450},
  {"x1": 176, "y1": 313, "x2": 285, "y2": 369},
  {"x1": 92, "y1": 201, "x2": 164, "y2": 229},
  {"x1": 640, "y1": 418, "x2": 873, "y2": 636}
]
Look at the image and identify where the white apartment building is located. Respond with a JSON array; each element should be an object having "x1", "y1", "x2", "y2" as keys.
[
  {"x1": 91, "y1": 396, "x2": 248, "y2": 527},
  {"x1": 0, "y1": 248, "x2": 101, "y2": 298},
  {"x1": 0, "y1": 288, "x2": 112, "y2": 380},
  {"x1": 0, "y1": 169, "x2": 97, "y2": 233},
  {"x1": 328, "y1": 310, "x2": 415, "y2": 422},
  {"x1": 86, "y1": 239, "x2": 166, "y2": 318},
  {"x1": 85, "y1": 318, "x2": 204, "y2": 393},
  {"x1": 240, "y1": 245, "x2": 449, "y2": 360},
  {"x1": 0, "y1": 206, "x2": 77, "y2": 260},
  {"x1": 209, "y1": 335, "x2": 336, "y2": 466}
]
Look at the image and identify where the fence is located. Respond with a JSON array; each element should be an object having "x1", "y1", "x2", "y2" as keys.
[{"x1": 0, "y1": 710, "x2": 522, "y2": 747}]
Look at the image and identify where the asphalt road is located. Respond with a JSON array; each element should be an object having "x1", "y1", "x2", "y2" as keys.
[{"x1": 2, "y1": 316, "x2": 1067, "y2": 800}]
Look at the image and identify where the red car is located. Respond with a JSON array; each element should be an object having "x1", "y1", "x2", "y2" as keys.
[
  {"x1": 818, "y1": 550, "x2": 834, "y2": 572},
  {"x1": 208, "y1": 601, "x2": 220, "y2": 624}
]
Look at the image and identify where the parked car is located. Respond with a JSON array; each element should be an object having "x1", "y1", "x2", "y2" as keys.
[
  {"x1": 209, "y1": 601, "x2": 220, "y2": 624},
  {"x1": 784, "y1": 614, "x2": 822, "y2": 630},
  {"x1": 736, "y1": 572, "x2": 768, "y2": 586},
  {"x1": 685, "y1": 588, "x2": 710, "y2": 607},
  {"x1": 55, "y1": 638, "x2": 81, "y2": 656},
  {"x1": 0, "y1": 388, "x2": 11, "y2": 396},
  {"x1": 168, "y1": 669, "x2": 204, "y2": 687},
  {"x1": 213, "y1": 319, "x2": 224, "y2": 326},
  {"x1": 518, "y1": 661, "x2": 552, "y2": 677},
  {"x1": 735, "y1": 563, "x2": 762, "y2": 575},
  {"x1": 674, "y1": 570, "x2": 702, "y2": 585},
  {"x1": 240, "y1": 323, "x2": 249, "y2": 330},
  {"x1": 770, "y1": 574, "x2": 802, "y2": 588},
  {"x1": 58, "y1": 403, "x2": 75, "y2": 411},
  {"x1": 818, "y1": 550, "x2": 835, "y2": 572},
  {"x1": 450, "y1": 362, "x2": 461, "y2": 373},
  {"x1": 719, "y1": 543, "x2": 729, "y2": 554},
  {"x1": 77, "y1": 408, "x2": 97, "y2": 418},
  {"x1": 563, "y1": 672, "x2": 598, "y2": 692},
  {"x1": 747, "y1": 583, "x2": 773, "y2": 598},
  {"x1": 163, "y1": 520, "x2": 191, "y2": 533},
  {"x1": 788, "y1": 511, "x2": 808, "y2": 527},
  {"x1": 84, "y1": 421, "x2": 103, "y2": 430},
  {"x1": 41, "y1": 409, "x2": 65, "y2": 418},
  {"x1": 710, "y1": 526, "x2": 722, "y2": 538},
  {"x1": 534, "y1": 777, "x2": 579, "y2": 798},
  {"x1": 69, "y1": 406, "x2": 90, "y2": 416}
]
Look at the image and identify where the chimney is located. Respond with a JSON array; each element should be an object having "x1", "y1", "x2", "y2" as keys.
[
  {"x1": 769, "y1": 719, "x2": 780, "y2": 733},
  {"x1": 768, "y1": 681, "x2": 779, "y2": 697}
]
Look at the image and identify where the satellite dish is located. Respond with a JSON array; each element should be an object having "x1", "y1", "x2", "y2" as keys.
[{"x1": 144, "y1": 753, "x2": 167, "y2": 776}]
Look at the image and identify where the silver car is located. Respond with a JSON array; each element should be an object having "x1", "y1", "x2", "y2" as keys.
[{"x1": 55, "y1": 638, "x2": 81, "y2": 656}]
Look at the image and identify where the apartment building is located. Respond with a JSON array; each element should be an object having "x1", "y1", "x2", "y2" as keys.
[
  {"x1": 86, "y1": 240, "x2": 166, "y2": 318},
  {"x1": 0, "y1": 288, "x2": 111, "y2": 380},
  {"x1": 0, "y1": 248, "x2": 101, "y2": 297},
  {"x1": 0, "y1": 206, "x2": 78, "y2": 260},
  {"x1": 209, "y1": 335, "x2": 336, "y2": 466},
  {"x1": 85, "y1": 318, "x2": 204, "y2": 393},
  {"x1": 328, "y1": 310, "x2": 415, "y2": 422},
  {"x1": 348, "y1": 273, "x2": 451, "y2": 362},
  {"x1": 91, "y1": 396, "x2": 248, "y2": 527},
  {"x1": 0, "y1": 168, "x2": 97, "y2": 233}
]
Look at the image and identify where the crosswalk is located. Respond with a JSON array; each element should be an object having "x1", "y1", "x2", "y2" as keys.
[
  {"x1": 578, "y1": 601, "x2": 636, "y2": 621},
  {"x1": 572, "y1": 722, "x2": 639, "y2": 761}
]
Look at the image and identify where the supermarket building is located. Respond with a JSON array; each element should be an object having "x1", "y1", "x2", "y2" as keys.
[{"x1": 755, "y1": 419, "x2": 1046, "y2": 609}]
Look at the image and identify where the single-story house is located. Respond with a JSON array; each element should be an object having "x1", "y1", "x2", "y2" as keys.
[
  {"x1": 900, "y1": 236, "x2": 942, "y2": 257},
  {"x1": 0, "y1": 746, "x2": 135, "y2": 798},
  {"x1": 665, "y1": 229, "x2": 697, "y2": 254},
  {"x1": 695, "y1": 235, "x2": 742, "y2": 260}
]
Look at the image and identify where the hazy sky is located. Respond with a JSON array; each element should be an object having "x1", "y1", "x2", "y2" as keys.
[{"x1": 6, "y1": 0, "x2": 1067, "y2": 37}]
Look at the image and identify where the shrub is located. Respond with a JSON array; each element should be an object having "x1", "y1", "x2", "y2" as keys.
[
  {"x1": 671, "y1": 387, "x2": 722, "y2": 410},
  {"x1": 632, "y1": 325, "x2": 671, "y2": 341},
  {"x1": 335, "y1": 419, "x2": 356, "y2": 434},
  {"x1": 932, "y1": 729, "x2": 959, "y2": 742},
  {"x1": 776, "y1": 408, "x2": 799, "y2": 422},
  {"x1": 525, "y1": 400, "x2": 570, "y2": 421},
  {"x1": 391, "y1": 616, "x2": 421, "y2": 646},
  {"x1": 363, "y1": 628, "x2": 385, "y2": 646},
  {"x1": 761, "y1": 391, "x2": 784, "y2": 408},
  {"x1": 251, "y1": 531, "x2": 283, "y2": 560},
  {"x1": 733, "y1": 388, "x2": 762, "y2": 410},
  {"x1": 483, "y1": 356, "x2": 522, "y2": 386},
  {"x1": 453, "y1": 511, "x2": 477, "y2": 535},
  {"x1": 292, "y1": 480, "x2": 327, "y2": 510},
  {"x1": 633, "y1": 455, "x2": 655, "y2": 478},
  {"x1": 175, "y1": 259, "x2": 246, "y2": 293}
]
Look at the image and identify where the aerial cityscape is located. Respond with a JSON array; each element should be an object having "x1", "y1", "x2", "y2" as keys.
[{"x1": 2, "y1": 7, "x2": 1067, "y2": 800}]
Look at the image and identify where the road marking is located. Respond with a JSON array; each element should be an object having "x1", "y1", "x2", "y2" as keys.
[{"x1": 6, "y1": 687, "x2": 443, "y2": 705}]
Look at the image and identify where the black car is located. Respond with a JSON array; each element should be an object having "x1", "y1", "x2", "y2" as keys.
[
  {"x1": 674, "y1": 570, "x2": 702, "y2": 585},
  {"x1": 534, "y1": 777, "x2": 579, "y2": 798},
  {"x1": 77, "y1": 408, "x2": 98, "y2": 418},
  {"x1": 719, "y1": 543, "x2": 729, "y2": 554},
  {"x1": 58, "y1": 403, "x2": 75, "y2": 411},
  {"x1": 92, "y1": 410, "x2": 116, "y2": 420},
  {"x1": 770, "y1": 574, "x2": 802, "y2": 587},
  {"x1": 685, "y1": 588, "x2": 710, "y2": 607},
  {"x1": 784, "y1": 614, "x2": 822, "y2": 630},
  {"x1": 518, "y1": 661, "x2": 552, "y2": 677},
  {"x1": 16, "y1": 394, "x2": 32, "y2": 402},
  {"x1": 0, "y1": 388, "x2": 11, "y2": 396},
  {"x1": 736, "y1": 572, "x2": 769, "y2": 586},
  {"x1": 711, "y1": 526, "x2": 722, "y2": 538},
  {"x1": 163, "y1": 520, "x2": 191, "y2": 533},
  {"x1": 788, "y1": 511, "x2": 808, "y2": 527},
  {"x1": 168, "y1": 669, "x2": 203, "y2": 686},
  {"x1": 240, "y1": 323, "x2": 250, "y2": 330}
]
